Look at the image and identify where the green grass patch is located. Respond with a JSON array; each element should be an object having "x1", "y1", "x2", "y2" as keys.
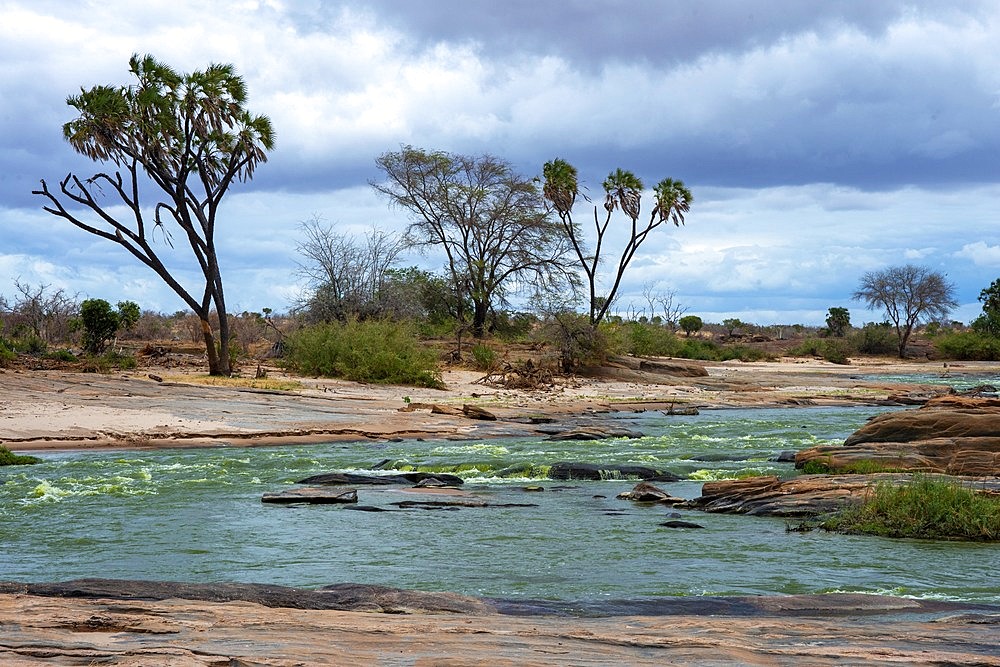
[
  {"x1": 801, "y1": 458, "x2": 907, "y2": 475},
  {"x1": 822, "y1": 475, "x2": 1000, "y2": 541},
  {"x1": 284, "y1": 319, "x2": 444, "y2": 388},
  {"x1": 0, "y1": 446, "x2": 42, "y2": 466}
]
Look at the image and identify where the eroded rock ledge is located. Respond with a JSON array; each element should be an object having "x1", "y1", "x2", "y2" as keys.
[
  {"x1": 797, "y1": 395, "x2": 1000, "y2": 475},
  {"x1": 686, "y1": 473, "x2": 1000, "y2": 517},
  {"x1": 2, "y1": 579, "x2": 999, "y2": 666}
]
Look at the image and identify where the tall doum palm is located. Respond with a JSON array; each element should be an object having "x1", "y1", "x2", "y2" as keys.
[{"x1": 542, "y1": 158, "x2": 692, "y2": 327}]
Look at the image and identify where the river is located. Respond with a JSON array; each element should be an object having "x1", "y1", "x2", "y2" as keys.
[{"x1": 2, "y1": 405, "x2": 998, "y2": 609}]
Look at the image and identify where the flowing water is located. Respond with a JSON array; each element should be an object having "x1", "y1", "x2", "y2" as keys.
[{"x1": 2, "y1": 406, "x2": 998, "y2": 608}]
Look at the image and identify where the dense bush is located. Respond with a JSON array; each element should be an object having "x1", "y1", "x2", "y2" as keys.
[
  {"x1": 933, "y1": 331, "x2": 1000, "y2": 360},
  {"x1": 823, "y1": 475, "x2": 1000, "y2": 541},
  {"x1": 789, "y1": 337, "x2": 852, "y2": 364},
  {"x1": 617, "y1": 321, "x2": 680, "y2": 357},
  {"x1": 851, "y1": 323, "x2": 898, "y2": 355},
  {"x1": 81, "y1": 349, "x2": 138, "y2": 373},
  {"x1": 77, "y1": 299, "x2": 140, "y2": 354},
  {"x1": 283, "y1": 319, "x2": 443, "y2": 388},
  {"x1": 0, "y1": 340, "x2": 14, "y2": 367}
]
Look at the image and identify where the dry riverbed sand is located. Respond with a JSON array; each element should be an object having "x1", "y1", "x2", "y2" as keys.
[{"x1": 2, "y1": 357, "x2": 999, "y2": 665}]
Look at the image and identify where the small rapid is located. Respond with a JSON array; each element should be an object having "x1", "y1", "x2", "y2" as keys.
[{"x1": 2, "y1": 405, "x2": 997, "y2": 605}]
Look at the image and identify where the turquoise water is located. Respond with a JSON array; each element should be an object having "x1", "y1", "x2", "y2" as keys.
[
  {"x1": 2, "y1": 406, "x2": 998, "y2": 605},
  {"x1": 863, "y1": 370, "x2": 1000, "y2": 391}
]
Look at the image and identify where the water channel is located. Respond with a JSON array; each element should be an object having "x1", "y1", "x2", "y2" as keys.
[{"x1": 2, "y1": 404, "x2": 998, "y2": 609}]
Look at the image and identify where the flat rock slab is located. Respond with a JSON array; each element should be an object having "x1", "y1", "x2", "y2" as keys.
[
  {"x1": 2, "y1": 582, "x2": 999, "y2": 665},
  {"x1": 261, "y1": 487, "x2": 358, "y2": 504}
]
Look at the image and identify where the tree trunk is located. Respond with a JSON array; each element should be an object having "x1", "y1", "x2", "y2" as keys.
[
  {"x1": 472, "y1": 300, "x2": 489, "y2": 339},
  {"x1": 200, "y1": 317, "x2": 227, "y2": 376}
]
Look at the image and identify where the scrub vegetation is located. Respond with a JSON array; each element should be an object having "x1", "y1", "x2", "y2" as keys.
[{"x1": 823, "y1": 475, "x2": 1000, "y2": 541}]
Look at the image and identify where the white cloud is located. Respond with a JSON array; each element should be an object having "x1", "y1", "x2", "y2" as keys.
[{"x1": 955, "y1": 242, "x2": 1000, "y2": 267}]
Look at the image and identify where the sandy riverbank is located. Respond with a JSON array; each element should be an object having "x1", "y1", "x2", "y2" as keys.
[{"x1": 2, "y1": 356, "x2": 988, "y2": 452}]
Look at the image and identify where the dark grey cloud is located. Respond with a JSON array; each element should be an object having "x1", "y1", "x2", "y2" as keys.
[{"x1": 333, "y1": 0, "x2": 990, "y2": 66}]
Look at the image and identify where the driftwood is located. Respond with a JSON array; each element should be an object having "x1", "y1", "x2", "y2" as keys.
[{"x1": 475, "y1": 360, "x2": 555, "y2": 390}]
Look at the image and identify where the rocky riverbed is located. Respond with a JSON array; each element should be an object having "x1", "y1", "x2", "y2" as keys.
[{"x1": 3, "y1": 358, "x2": 1000, "y2": 664}]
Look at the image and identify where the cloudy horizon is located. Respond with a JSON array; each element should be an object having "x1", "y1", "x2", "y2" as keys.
[{"x1": 2, "y1": 1, "x2": 999, "y2": 327}]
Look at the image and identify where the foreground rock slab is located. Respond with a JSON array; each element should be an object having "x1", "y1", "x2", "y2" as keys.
[{"x1": 1, "y1": 580, "x2": 998, "y2": 666}]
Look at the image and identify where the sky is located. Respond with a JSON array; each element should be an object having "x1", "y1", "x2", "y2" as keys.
[{"x1": 2, "y1": 0, "x2": 999, "y2": 326}]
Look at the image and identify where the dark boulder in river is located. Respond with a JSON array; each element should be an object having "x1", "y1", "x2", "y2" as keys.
[
  {"x1": 548, "y1": 462, "x2": 681, "y2": 482},
  {"x1": 261, "y1": 488, "x2": 358, "y2": 504},
  {"x1": 298, "y1": 472, "x2": 464, "y2": 486},
  {"x1": 617, "y1": 481, "x2": 686, "y2": 504}
]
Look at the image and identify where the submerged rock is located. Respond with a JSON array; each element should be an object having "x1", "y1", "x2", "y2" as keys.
[
  {"x1": 261, "y1": 487, "x2": 358, "y2": 504},
  {"x1": 548, "y1": 462, "x2": 681, "y2": 482},
  {"x1": 298, "y1": 471, "x2": 464, "y2": 486},
  {"x1": 545, "y1": 426, "x2": 644, "y2": 441},
  {"x1": 660, "y1": 520, "x2": 705, "y2": 529}
]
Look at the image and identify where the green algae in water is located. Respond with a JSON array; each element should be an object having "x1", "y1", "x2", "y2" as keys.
[{"x1": 0, "y1": 446, "x2": 41, "y2": 466}]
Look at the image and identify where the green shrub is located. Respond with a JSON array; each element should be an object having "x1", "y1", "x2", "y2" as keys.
[
  {"x1": 77, "y1": 299, "x2": 140, "y2": 354},
  {"x1": 471, "y1": 344, "x2": 497, "y2": 371},
  {"x1": 789, "y1": 338, "x2": 851, "y2": 364},
  {"x1": 45, "y1": 349, "x2": 77, "y2": 362},
  {"x1": 0, "y1": 446, "x2": 41, "y2": 466},
  {"x1": 679, "y1": 315, "x2": 703, "y2": 337},
  {"x1": 851, "y1": 323, "x2": 898, "y2": 355},
  {"x1": 934, "y1": 331, "x2": 1000, "y2": 361},
  {"x1": 284, "y1": 320, "x2": 443, "y2": 388},
  {"x1": 490, "y1": 311, "x2": 536, "y2": 342},
  {"x1": 0, "y1": 342, "x2": 14, "y2": 368},
  {"x1": 717, "y1": 344, "x2": 772, "y2": 362},
  {"x1": 823, "y1": 475, "x2": 1000, "y2": 541},
  {"x1": 619, "y1": 321, "x2": 680, "y2": 357}
]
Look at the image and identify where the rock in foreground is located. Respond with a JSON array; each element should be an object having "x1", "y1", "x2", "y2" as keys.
[{"x1": 1, "y1": 580, "x2": 999, "y2": 666}]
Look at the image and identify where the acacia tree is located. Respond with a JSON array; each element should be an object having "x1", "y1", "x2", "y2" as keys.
[
  {"x1": 33, "y1": 54, "x2": 274, "y2": 375},
  {"x1": 853, "y1": 265, "x2": 957, "y2": 358},
  {"x1": 541, "y1": 159, "x2": 692, "y2": 328},
  {"x1": 373, "y1": 146, "x2": 574, "y2": 338}
]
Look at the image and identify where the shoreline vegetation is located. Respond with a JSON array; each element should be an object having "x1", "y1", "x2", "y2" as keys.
[{"x1": 822, "y1": 474, "x2": 1000, "y2": 541}]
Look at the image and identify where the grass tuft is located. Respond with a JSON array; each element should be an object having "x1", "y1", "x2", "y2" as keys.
[{"x1": 823, "y1": 475, "x2": 1000, "y2": 541}]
